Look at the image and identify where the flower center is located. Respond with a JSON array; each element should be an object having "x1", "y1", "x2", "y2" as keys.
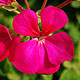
[{"x1": 34, "y1": 36, "x2": 47, "y2": 44}]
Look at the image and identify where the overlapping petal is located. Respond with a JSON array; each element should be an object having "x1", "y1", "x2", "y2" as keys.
[
  {"x1": 9, "y1": 35, "x2": 21, "y2": 62},
  {"x1": 11, "y1": 39, "x2": 40, "y2": 74},
  {"x1": 13, "y1": 10, "x2": 40, "y2": 37},
  {"x1": 10, "y1": 37, "x2": 60, "y2": 75},
  {"x1": 41, "y1": 6, "x2": 68, "y2": 36},
  {"x1": 0, "y1": 24, "x2": 12, "y2": 62},
  {"x1": 44, "y1": 32, "x2": 74, "y2": 65},
  {"x1": 36, "y1": 42, "x2": 60, "y2": 75},
  {"x1": 10, "y1": 32, "x2": 74, "y2": 74},
  {"x1": 10, "y1": 37, "x2": 60, "y2": 74}
]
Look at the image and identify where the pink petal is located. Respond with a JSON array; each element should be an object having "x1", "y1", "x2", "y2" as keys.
[
  {"x1": 10, "y1": 37, "x2": 60, "y2": 74},
  {"x1": 41, "y1": 6, "x2": 68, "y2": 36},
  {"x1": 44, "y1": 32, "x2": 74, "y2": 65},
  {"x1": 36, "y1": 42, "x2": 60, "y2": 75},
  {"x1": 11, "y1": 39, "x2": 40, "y2": 74},
  {"x1": 9, "y1": 35, "x2": 21, "y2": 62},
  {"x1": 0, "y1": 0, "x2": 14, "y2": 5},
  {"x1": 13, "y1": 10, "x2": 40, "y2": 37},
  {"x1": 0, "y1": 24, "x2": 12, "y2": 62}
]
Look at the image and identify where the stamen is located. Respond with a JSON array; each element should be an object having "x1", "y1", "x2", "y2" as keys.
[
  {"x1": 38, "y1": 37, "x2": 45, "y2": 44},
  {"x1": 24, "y1": 0, "x2": 30, "y2": 9}
]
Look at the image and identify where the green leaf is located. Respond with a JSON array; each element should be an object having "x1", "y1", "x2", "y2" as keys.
[
  {"x1": 42, "y1": 75, "x2": 53, "y2": 80},
  {"x1": 63, "y1": 62, "x2": 80, "y2": 72},
  {"x1": 75, "y1": 39, "x2": 80, "y2": 62},
  {"x1": 68, "y1": 24, "x2": 80, "y2": 43},
  {"x1": 23, "y1": 74, "x2": 37, "y2": 80},
  {"x1": 7, "y1": 73, "x2": 20, "y2": 80},
  {"x1": 59, "y1": 69, "x2": 80, "y2": 80},
  {"x1": 0, "y1": 69, "x2": 6, "y2": 76},
  {"x1": 29, "y1": 0, "x2": 36, "y2": 7},
  {"x1": 76, "y1": 13, "x2": 80, "y2": 24},
  {"x1": 71, "y1": 1, "x2": 80, "y2": 8}
]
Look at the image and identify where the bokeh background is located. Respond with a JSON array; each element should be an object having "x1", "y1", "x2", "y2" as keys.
[{"x1": 0, "y1": 0, "x2": 80, "y2": 80}]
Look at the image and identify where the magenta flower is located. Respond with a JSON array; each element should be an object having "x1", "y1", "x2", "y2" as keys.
[
  {"x1": 0, "y1": 24, "x2": 12, "y2": 62},
  {"x1": 10, "y1": 6, "x2": 74, "y2": 75},
  {"x1": 0, "y1": 0, "x2": 14, "y2": 6}
]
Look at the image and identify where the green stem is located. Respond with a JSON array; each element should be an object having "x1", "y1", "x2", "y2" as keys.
[
  {"x1": 16, "y1": 1, "x2": 24, "y2": 11},
  {"x1": 13, "y1": 9, "x2": 20, "y2": 14}
]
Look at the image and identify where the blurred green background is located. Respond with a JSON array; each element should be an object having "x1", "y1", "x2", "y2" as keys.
[{"x1": 0, "y1": 0, "x2": 80, "y2": 80}]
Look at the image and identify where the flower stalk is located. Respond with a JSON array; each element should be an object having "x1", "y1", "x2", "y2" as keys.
[
  {"x1": 16, "y1": 1, "x2": 24, "y2": 11},
  {"x1": 40, "y1": 0, "x2": 47, "y2": 15},
  {"x1": 24, "y1": 0, "x2": 30, "y2": 9},
  {"x1": 13, "y1": 10, "x2": 20, "y2": 14},
  {"x1": 57, "y1": 0, "x2": 75, "y2": 8}
]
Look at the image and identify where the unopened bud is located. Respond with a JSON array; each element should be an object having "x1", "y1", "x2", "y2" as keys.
[{"x1": 11, "y1": 2, "x2": 18, "y2": 8}]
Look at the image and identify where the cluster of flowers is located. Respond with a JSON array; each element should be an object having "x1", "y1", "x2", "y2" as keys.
[{"x1": 0, "y1": 0, "x2": 74, "y2": 75}]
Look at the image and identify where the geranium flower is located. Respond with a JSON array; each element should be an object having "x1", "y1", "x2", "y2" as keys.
[
  {"x1": 0, "y1": 24, "x2": 12, "y2": 62},
  {"x1": 0, "y1": 0, "x2": 14, "y2": 6},
  {"x1": 10, "y1": 6, "x2": 74, "y2": 75}
]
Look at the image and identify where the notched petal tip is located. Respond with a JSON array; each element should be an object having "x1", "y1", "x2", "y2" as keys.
[
  {"x1": 36, "y1": 64, "x2": 60, "y2": 75},
  {"x1": 41, "y1": 6, "x2": 68, "y2": 36},
  {"x1": 35, "y1": 42, "x2": 60, "y2": 75},
  {"x1": 13, "y1": 10, "x2": 40, "y2": 37}
]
